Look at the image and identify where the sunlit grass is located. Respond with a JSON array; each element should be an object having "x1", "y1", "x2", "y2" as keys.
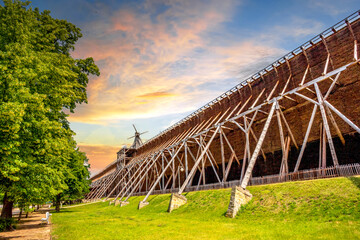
[{"x1": 52, "y1": 176, "x2": 360, "y2": 240}]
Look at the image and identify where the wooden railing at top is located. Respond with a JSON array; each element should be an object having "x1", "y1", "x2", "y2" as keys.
[{"x1": 127, "y1": 163, "x2": 360, "y2": 196}]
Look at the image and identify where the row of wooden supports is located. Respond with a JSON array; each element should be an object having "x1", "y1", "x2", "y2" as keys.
[{"x1": 86, "y1": 41, "x2": 360, "y2": 217}]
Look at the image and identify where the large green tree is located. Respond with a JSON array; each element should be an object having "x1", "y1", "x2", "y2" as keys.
[{"x1": 0, "y1": 0, "x2": 99, "y2": 222}]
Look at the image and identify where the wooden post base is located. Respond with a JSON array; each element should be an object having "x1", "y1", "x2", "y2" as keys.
[
  {"x1": 226, "y1": 186, "x2": 252, "y2": 218},
  {"x1": 119, "y1": 201, "x2": 129, "y2": 207},
  {"x1": 168, "y1": 193, "x2": 187, "y2": 213},
  {"x1": 138, "y1": 201, "x2": 149, "y2": 209}
]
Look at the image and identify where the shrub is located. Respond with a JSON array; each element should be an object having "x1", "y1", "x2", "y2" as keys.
[{"x1": 0, "y1": 218, "x2": 15, "y2": 232}]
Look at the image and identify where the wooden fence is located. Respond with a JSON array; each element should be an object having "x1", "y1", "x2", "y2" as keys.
[{"x1": 131, "y1": 163, "x2": 360, "y2": 196}]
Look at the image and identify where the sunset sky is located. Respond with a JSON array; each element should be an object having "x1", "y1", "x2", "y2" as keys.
[{"x1": 34, "y1": 0, "x2": 359, "y2": 176}]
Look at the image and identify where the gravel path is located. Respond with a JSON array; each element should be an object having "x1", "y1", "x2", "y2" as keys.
[{"x1": 0, "y1": 209, "x2": 51, "y2": 240}]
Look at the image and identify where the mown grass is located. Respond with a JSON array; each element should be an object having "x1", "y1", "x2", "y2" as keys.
[{"x1": 51, "y1": 176, "x2": 360, "y2": 240}]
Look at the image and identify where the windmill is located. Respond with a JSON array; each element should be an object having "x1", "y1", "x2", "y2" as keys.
[{"x1": 128, "y1": 124, "x2": 148, "y2": 149}]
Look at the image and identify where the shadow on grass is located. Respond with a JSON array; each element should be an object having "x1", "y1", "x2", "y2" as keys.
[
  {"x1": 131, "y1": 196, "x2": 141, "y2": 201},
  {"x1": 348, "y1": 176, "x2": 360, "y2": 189},
  {"x1": 50, "y1": 209, "x2": 79, "y2": 214},
  {"x1": 148, "y1": 194, "x2": 160, "y2": 203}
]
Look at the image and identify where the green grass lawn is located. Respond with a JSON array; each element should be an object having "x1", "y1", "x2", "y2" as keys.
[{"x1": 51, "y1": 176, "x2": 360, "y2": 240}]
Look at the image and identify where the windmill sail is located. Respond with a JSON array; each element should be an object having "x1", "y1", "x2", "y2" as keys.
[{"x1": 129, "y1": 125, "x2": 147, "y2": 149}]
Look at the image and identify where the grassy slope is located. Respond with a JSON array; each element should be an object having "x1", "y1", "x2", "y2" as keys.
[{"x1": 52, "y1": 177, "x2": 360, "y2": 240}]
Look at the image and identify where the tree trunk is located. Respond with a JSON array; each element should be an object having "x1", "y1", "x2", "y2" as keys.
[
  {"x1": 1, "y1": 192, "x2": 13, "y2": 219},
  {"x1": 55, "y1": 194, "x2": 61, "y2": 212},
  {"x1": 25, "y1": 211, "x2": 29, "y2": 218},
  {"x1": 18, "y1": 208, "x2": 22, "y2": 222}
]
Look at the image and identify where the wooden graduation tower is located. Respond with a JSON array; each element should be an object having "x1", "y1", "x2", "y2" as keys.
[{"x1": 87, "y1": 11, "x2": 360, "y2": 217}]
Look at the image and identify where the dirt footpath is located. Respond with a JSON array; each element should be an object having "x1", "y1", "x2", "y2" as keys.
[{"x1": 0, "y1": 210, "x2": 51, "y2": 240}]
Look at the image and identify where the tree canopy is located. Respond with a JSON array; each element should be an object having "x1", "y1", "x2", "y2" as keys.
[{"x1": 0, "y1": 0, "x2": 99, "y2": 221}]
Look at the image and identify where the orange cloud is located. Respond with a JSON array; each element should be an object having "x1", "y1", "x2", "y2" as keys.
[
  {"x1": 111, "y1": 10, "x2": 136, "y2": 32},
  {"x1": 78, "y1": 144, "x2": 120, "y2": 175},
  {"x1": 137, "y1": 91, "x2": 177, "y2": 99},
  {"x1": 69, "y1": 0, "x2": 284, "y2": 126}
]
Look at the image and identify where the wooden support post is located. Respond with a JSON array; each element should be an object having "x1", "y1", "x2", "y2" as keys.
[
  {"x1": 195, "y1": 137, "x2": 222, "y2": 184},
  {"x1": 241, "y1": 102, "x2": 277, "y2": 189},
  {"x1": 164, "y1": 174, "x2": 173, "y2": 190},
  {"x1": 145, "y1": 172, "x2": 148, "y2": 192},
  {"x1": 162, "y1": 153, "x2": 165, "y2": 190},
  {"x1": 278, "y1": 106, "x2": 298, "y2": 149},
  {"x1": 322, "y1": 123, "x2": 327, "y2": 170},
  {"x1": 241, "y1": 129, "x2": 250, "y2": 181},
  {"x1": 178, "y1": 127, "x2": 220, "y2": 194},
  {"x1": 281, "y1": 75, "x2": 292, "y2": 95},
  {"x1": 276, "y1": 106, "x2": 286, "y2": 155},
  {"x1": 322, "y1": 73, "x2": 340, "y2": 102},
  {"x1": 93, "y1": 169, "x2": 120, "y2": 200},
  {"x1": 140, "y1": 142, "x2": 185, "y2": 204},
  {"x1": 250, "y1": 88, "x2": 266, "y2": 109},
  {"x1": 319, "y1": 122, "x2": 323, "y2": 170},
  {"x1": 220, "y1": 132, "x2": 225, "y2": 182},
  {"x1": 116, "y1": 154, "x2": 160, "y2": 202},
  {"x1": 284, "y1": 137, "x2": 290, "y2": 173},
  {"x1": 186, "y1": 144, "x2": 206, "y2": 187},
  {"x1": 185, "y1": 142, "x2": 188, "y2": 179},
  {"x1": 267, "y1": 81, "x2": 279, "y2": 102},
  {"x1": 200, "y1": 136, "x2": 206, "y2": 186},
  {"x1": 248, "y1": 126, "x2": 266, "y2": 160},
  {"x1": 300, "y1": 65, "x2": 309, "y2": 86},
  {"x1": 225, "y1": 101, "x2": 242, "y2": 121},
  {"x1": 97, "y1": 168, "x2": 124, "y2": 200},
  {"x1": 294, "y1": 104, "x2": 318, "y2": 172},
  {"x1": 235, "y1": 95, "x2": 252, "y2": 116},
  {"x1": 324, "y1": 100, "x2": 360, "y2": 134},
  {"x1": 172, "y1": 148, "x2": 175, "y2": 189},
  {"x1": 325, "y1": 105, "x2": 345, "y2": 145},
  {"x1": 280, "y1": 136, "x2": 290, "y2": 178},
  {"x1": 314, "y1": 83, "x2": 339, "y2": 167},
  {"x1": 221, "y1": 128, "x2": 240, "y2": 165}
]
